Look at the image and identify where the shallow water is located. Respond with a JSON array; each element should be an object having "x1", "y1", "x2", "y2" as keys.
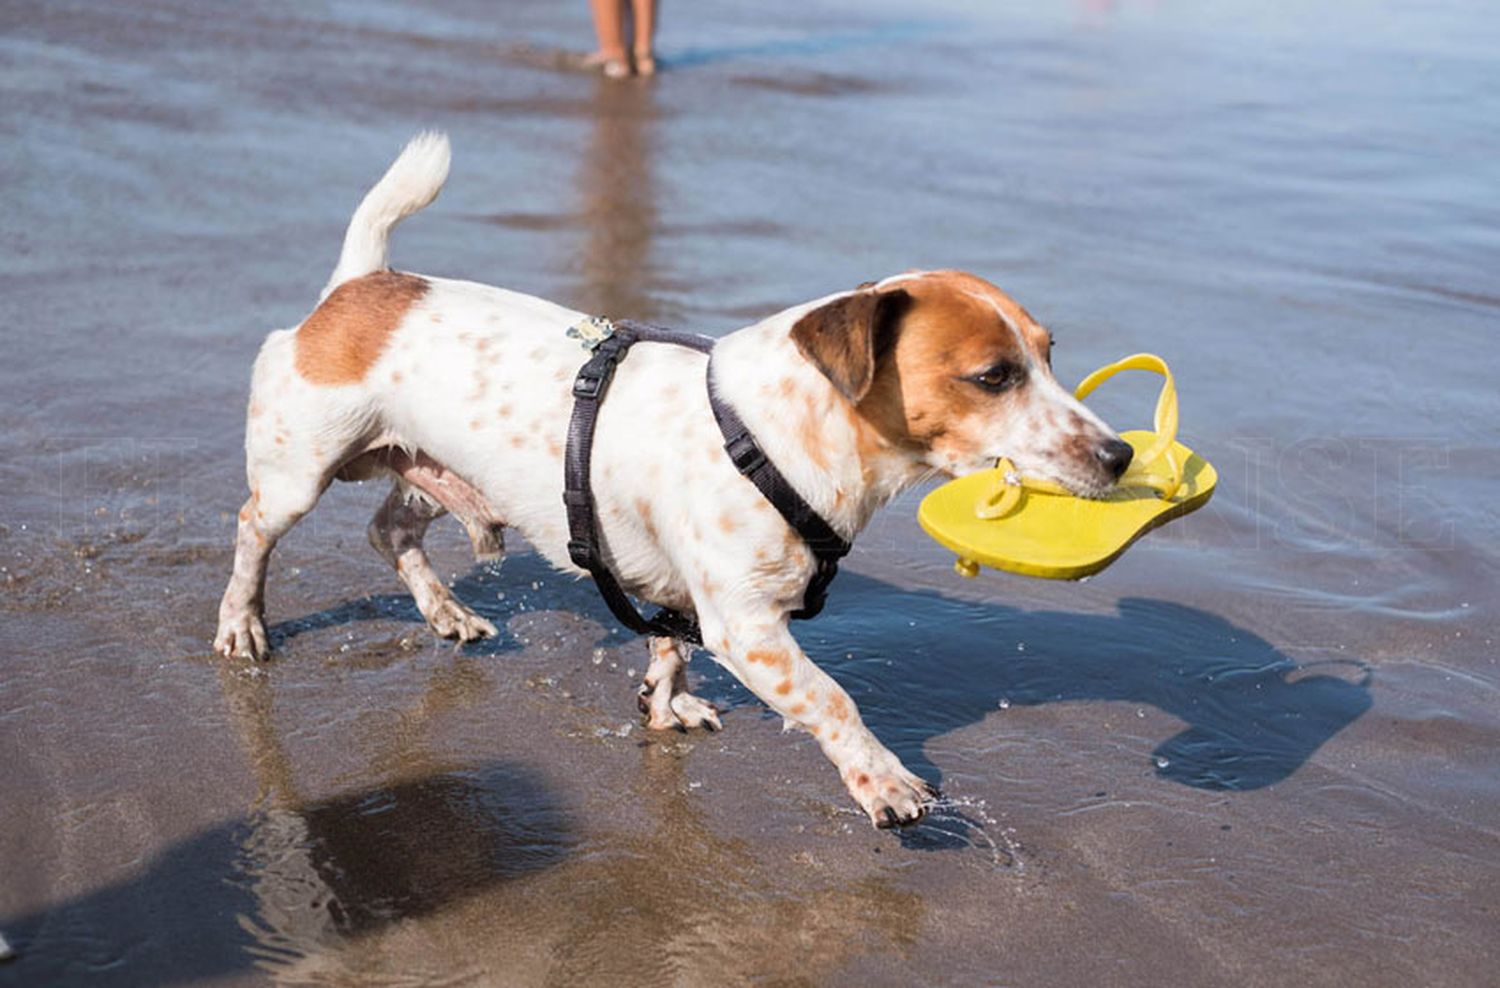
[{"x1": 2, "y1": 0, "x2": 1498, "y2": 984}]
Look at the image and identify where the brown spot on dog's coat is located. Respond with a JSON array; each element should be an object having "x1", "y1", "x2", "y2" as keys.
[
  {"x1": 747, "y1": 648, "x2": 791, "y2": 672},
  {"x1": 636, "y1": 498, "x2": 659, "y2": 541},
  {"x1": 295, "y1": 272, "x2": 429, "y2": 384},
  {"x1": 797, "y1": 396, "x2": 832, "y2": 470}
]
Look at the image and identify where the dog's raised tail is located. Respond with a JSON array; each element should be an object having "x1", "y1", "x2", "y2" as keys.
[{"x1": 321, "y1": 131, "x2": 451, "y2": 299}]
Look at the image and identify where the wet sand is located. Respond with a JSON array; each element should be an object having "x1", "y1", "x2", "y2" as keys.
[{"x1": 3, "y1": 0, "x2": 1499, "y2": 984}]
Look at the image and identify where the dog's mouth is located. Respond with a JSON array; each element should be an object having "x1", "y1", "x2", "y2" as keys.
[
  {"x1": 942, "y1": 442, "x2": 1128, "y2": 500},
  {"x1": 1036, "y1": 467, "x2": 1117, "y2": 500},
  {"x1": 982, "y1": 457, "x2": 1123, "y2": 501}
]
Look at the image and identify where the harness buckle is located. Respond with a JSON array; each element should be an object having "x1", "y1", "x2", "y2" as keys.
[
  {"x1": 573, "y1": 331, "x2": 636, "y2": 399},
  {"x1": 724, "y1": 432, "x2": 766, "y2": 475},
  {"x1": 573, "y1": 363, "x2": 614, "y2": 399}
]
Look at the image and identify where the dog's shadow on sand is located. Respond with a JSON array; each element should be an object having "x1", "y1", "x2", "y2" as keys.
[{"x1": 270, "y1": 552, "x2": 1372, "y2": 846}]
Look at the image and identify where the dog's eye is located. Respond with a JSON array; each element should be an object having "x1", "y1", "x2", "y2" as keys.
[{"x1": 969, "y1": 361, "x2": 1025, "y2": 393}]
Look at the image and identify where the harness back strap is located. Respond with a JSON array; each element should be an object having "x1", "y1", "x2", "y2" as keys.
[{"x1": 564, "y1": 321, "x2": 714, "y2": 643}]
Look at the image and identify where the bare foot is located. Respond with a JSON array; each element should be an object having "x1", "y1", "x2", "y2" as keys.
[
  {"x1": 582, "y1": 50, "x2": 630, "y2": 79},
  {"x1": 633, "y1": 49, "x2": 657, "y2": 76}
]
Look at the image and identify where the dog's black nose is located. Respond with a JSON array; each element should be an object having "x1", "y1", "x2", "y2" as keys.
[{"x1": 1095, "y1": 438, "x2": 1134, "y2": 480}]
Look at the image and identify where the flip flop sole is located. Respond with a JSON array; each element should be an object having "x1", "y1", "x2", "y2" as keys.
[{"x1": 918, "y1": 431, "x2": 1217, "y2": 581}]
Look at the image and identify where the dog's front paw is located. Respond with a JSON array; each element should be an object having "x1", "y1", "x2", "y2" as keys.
[
  {"x1": 215, "y1": 611, "x2": 269, "y2": 661},
  {"x1": 427, "y1": 600, "x2": 497, "y2": 642},
  {"x1": 843, "y1": 759, "x2": 939, "y2": 829}
]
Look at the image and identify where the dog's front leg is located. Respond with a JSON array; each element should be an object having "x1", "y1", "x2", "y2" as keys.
[{"x1": 706, "y1": 616, "x2": 936, "y2": 828}]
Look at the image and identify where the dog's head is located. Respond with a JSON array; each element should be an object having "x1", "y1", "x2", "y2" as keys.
[{"x1": 791, "y1": 270, "x2": 1131, "y2": 495}]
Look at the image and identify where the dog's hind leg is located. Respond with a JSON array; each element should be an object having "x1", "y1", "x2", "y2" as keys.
[
  {"x1": 638, "y1": 636, "x2": 722, "y2": 731},
  {"x1": 368, "y1": 482, "x2": 498, "y2": 643},
  {"x1": 215, "y1": 465, "x2": 327, "y2": 661}
]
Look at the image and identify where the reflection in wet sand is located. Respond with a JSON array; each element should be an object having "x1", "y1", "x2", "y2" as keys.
[
  {"x1": 535, "y1": 742, "x2": 922, "y2": 984},
  {"x1": 218, "y1": 664, "x2": 572, "y2": 985},
  {"x1": 572, "y1": 76, "x2": 661, "y2": 322}
]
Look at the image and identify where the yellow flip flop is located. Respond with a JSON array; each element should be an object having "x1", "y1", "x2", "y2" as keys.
[{"x1": 918, "y1": 353, "x2": 1217, "y2": 580}]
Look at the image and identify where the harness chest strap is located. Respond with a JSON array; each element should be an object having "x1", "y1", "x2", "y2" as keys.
[
  {"x1": 704, "y1": 363, "x2": 851, "y2": 620},
  {"x1": 562, "y1": 319, "x2": 851, "y2": 644}
]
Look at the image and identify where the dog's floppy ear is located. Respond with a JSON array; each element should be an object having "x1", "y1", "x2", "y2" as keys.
[{"x1": 790, "y1": 287, "x2": 911, "y2": 403}]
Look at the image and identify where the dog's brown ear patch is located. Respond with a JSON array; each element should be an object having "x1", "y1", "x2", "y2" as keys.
[
  {"x1": 295, "y1": 271, "x2": 429, "y2": 384},
  {"x1": 790, "y1": 288, "x2": 910, "y2": 403}
]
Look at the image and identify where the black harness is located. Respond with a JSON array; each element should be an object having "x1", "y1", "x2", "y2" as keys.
[{"x1": 563, "y1": 319, "x2": 851, "y2": 645}]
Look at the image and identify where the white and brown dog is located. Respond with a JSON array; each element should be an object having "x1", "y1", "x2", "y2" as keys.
[{"x1": 215, "y1": 133, "x2": 1132, "y2": 828}]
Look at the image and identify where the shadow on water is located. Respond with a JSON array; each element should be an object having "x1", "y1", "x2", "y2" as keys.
[
  {"x1": 0, "y1": 665, "x2": 572, "y2": 986},
  {"x1": 797, "y1": 571, "x2": 1375, "y2": 795},
  {"x1": 268, "y1": 550, "x2": 1372, "y2": 799}
]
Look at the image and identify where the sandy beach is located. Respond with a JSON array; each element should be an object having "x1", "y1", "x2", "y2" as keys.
[{"x1": 2, "y1": 0, "x2": 1498, "y2": 984}]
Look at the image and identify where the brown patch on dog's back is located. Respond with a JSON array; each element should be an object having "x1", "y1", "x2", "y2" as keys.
[{"x1": 294, "y1": 272, "x2": 429, "y2": 384}]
